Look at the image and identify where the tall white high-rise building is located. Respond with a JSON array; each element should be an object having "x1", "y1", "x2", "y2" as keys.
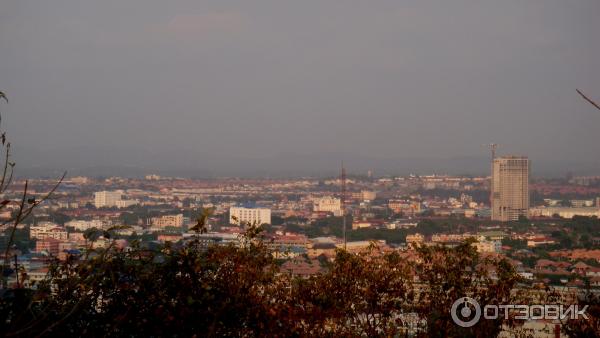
[
  {"x1": 94, "y1": 191, "x2": 123, "y2": 208},
  {"x1": 491, "y1": 156, "x2": 530, "y2": 222},
  {"x1": 229, "y1": 207, "x2": 271, "y2": 225}
]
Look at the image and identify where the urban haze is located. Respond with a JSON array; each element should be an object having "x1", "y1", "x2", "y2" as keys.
[{"x1": 1, "y1": 0, "x2": 599, "y2": 177}]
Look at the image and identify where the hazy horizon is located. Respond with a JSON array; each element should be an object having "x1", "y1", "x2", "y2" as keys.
[
  {"x1": 10, "y1": 146, "x2": 600, "y2": 179},
  {"x1": 2, "y1": 1, "x2": 600, "y2": 177}
]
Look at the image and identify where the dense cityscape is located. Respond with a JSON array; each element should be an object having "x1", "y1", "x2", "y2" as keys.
[
  {"x1": 2, "y1": 1, "x2": 600, "y2": 336},
  {"x1": 2, "y1": 156, "x2": 600, "y2": 335}
]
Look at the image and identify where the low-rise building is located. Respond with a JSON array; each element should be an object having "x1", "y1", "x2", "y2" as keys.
[
  {"x1": 474, "y1": 239, "x2": 501, "y2": 253},
  {"x1": 35, "y1": 238, "x2": 61, "y2": 256},
  {"x1": 94, "y1": 191, "x2": 123, "y2": 208},
  {"x1": 151, "y1": 214, "x2": 184, "y2": 228},
  {"x1": 313, "y1": 196, "x2": 342, "y2": 216},
  {"x1": 65, "y1": 219, "x2": 108, "y2": 231},
  {"x1": 30, "y1": 223, "x2": 68, "y2": 241},
  {"x1": 527, "y1": 236, "x2": 556, "y2": 247},
  {"x1": 281, "y1": 259, "x2": 324, "y2": 278},
  {"x1": 406, "y1": 233, "x2": 425, "y2": 247},
  {"x1": 530, "y1": 206, "x2": 600, "y2": 219}
]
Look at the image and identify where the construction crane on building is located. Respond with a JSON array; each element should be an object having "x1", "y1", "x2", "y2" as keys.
[
  {"x1": 483, "y1": 143, "x2": 499, "y2": 161},
  {"x1": 483, "y1": 143, "x2": 499, "y2": 213}
]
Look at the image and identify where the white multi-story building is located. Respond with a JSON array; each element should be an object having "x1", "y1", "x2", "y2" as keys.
[
  {"x1": 65, "y1": 219, "x2": 109, "y2": 231},
  {"x1": 314, "y1": 196, "x2": 342, "y2": 215},
  {"x1": 151, "y1": 214, "x2": 185, "y2": 228},
  {"x1": 30, "y1": 222, "x2": 68, "y2": 241},
  {"x1": 229, "y1": 207, "x2": 271, "y2": 225},
  {"x1": 94, "y1": 191, "x2": 123, "y2": 208},
  {"x1": 116, "y1": 199, "x2": 138, "y2": 208},
  {"x1": 529, "y1": 207, "x2": 600, "y2": 219}
]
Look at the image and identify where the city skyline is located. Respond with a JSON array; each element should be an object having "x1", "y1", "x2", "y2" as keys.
[{"x1": 3, "y1": 2, "x2": 600, "y2": 336}]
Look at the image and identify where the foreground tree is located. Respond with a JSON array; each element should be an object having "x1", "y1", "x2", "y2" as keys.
[
  {"x1": 413, "y1": 241, "x2": 524, "y2": 337},
  {"x1": 1, "y1": 223, "x2": 532, "y2": 337},
  {"x1": 289, "y1": 247, "x2": 415, "y2": 336}
]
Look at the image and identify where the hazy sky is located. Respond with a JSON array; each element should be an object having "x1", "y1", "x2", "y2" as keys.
[{"x1": 1, "y1": 1, "x2": 599, "y2": 176}]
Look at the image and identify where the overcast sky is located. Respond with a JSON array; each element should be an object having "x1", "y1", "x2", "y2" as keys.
[{"x1": 1, "y1": 1, "x2": 599, "y2": 176}]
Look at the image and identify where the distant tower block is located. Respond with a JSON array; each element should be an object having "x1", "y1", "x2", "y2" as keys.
[{"x1": 491, "y1": 156, "x2": 530, "y2": 222}]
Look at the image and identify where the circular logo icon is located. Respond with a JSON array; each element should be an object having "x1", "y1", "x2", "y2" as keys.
[{"x1": 451, "y1": 297, "x2": 481, "y2": 327}]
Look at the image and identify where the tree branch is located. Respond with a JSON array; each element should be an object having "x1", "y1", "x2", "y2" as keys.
[{"x1": 576, "y1": 89, "x2": 600, "y2": 111}]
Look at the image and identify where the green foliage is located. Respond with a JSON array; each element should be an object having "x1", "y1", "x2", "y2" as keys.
[
  {"x1": 0, "y1": 226, "x2": 532, "y2": 337},
  {"x1": 347, "y1": 228, "x2": 408, "y2": 243},
  {"x1": 414, "y1": 242, "x2": 523, "y2": 337},
  {"x1": 119, "y1": 212, "x2": 139, "y2": 226},
  {"x1": 542, "y1": 216, "x2": 600, "y2": 249},
  {"x1": 2, "y1": 226, "x2": 34, "y2": 253},
  {"x1": 301, "y1": 215, "x2": 351, "y2": 238},
  {"x1": 568, "y1": 216, "x2": 600, "y2": 234},
  {"x1": 48, "y1": 212, "x2": 71, "y2": 225},
  {"x1": 416, "y1": 219, "x2": 444, "y2": 234},
  {"x1": 501, "y1": 238, "x2": 527, "y2": 250},
  {"x1": 282, "y1": 223, "x2": 304, "y2": 233},
  {"x1": 290, "y1": 249, "x2": 414, "y2": 336},
  {"x1": 563, "y1": 291, "x2": 600, "y2": 336},
  {"x1": 271, "y1": 215, "x2": 284, "y2": 225}
]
